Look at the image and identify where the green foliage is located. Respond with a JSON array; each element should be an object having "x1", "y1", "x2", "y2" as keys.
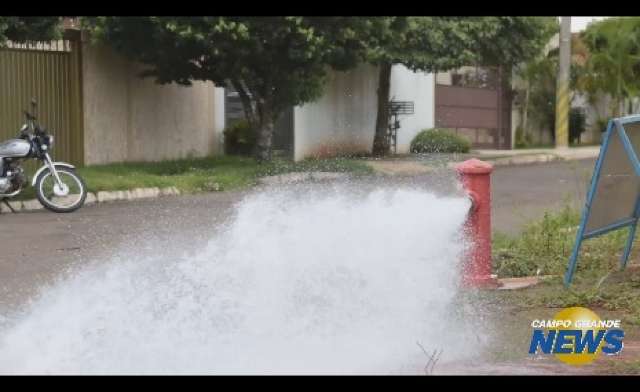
[
  {"x1": 367, "y1": 17, "x2": 558, "y2": 72},
  {"x1": 569, "y1": 108, "x2": 587, "y2": 144},
  {"x1": 83, "y1": 17, "x2": 381, "y2": 160},
  {"x1": 515, "y1": 126, "x2": 533, "y2": 148},
  {"x1": 223, "y1": 120, "x2": 256, "y2": 156},
  {"x1": 594, "y1": 117, "x2": 609, "y2": 134},
  {"x1": 520, "y1": 54, "x2": 558, "y2": 139},
  {"x1": 578, "y1": 17, "x2": 640, "y2": 117},
  {"x1": 502, "y1": 269, "x2": 640, "y2": 323},
  {"x1": 84, "y1": 17, "x2": 559, "y2": 160},
  {"x1": 369, "y1": 17, "x2": 557, "y2": 155},
  {"x1": 516, "y1": 41, "x2": 583, "y2": 142},
  {"x1": 410, "y1": 128, "x2": 471, "y2": 153},
  {"x1": 489, "y1": 267, "x2": 640, "y2": 330},
  {"x1": 493, "y1": 205, "x2": 628, "y2": 278},
  {"x1": 463, "y1": 17, "x2": 559, "y2": 67},
  {"x1": 14, "y1": 155, "x2": 372, "y2": 199},
  {"x1": 0, "y1": 16, "x2": 61, "y2": 45}
]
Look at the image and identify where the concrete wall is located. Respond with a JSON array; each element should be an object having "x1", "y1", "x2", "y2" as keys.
[
  {"x1": 293, "y1": 64, "x2": 379, "y2": 161},
  {"x1": 293, "y1": 64, "x2": 435, "y2": 161},
  {"x1": 82, "y1": 43, "x2": 224, "y2": 165},
  {"x1": 213, "y1": 88, "x2": 226, "y2": 154},
  {"x1": 389, "y1": 65, "x2": 435, "y2": 153}
]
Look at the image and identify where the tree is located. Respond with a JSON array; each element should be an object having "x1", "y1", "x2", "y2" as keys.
[
  {"x1": 516, "y1": 45, "x2": 583, "y2": 144},
  {"x1": 367, "y1": 17, "x2": 557, "y2": 156},
  {"x1": 578, "y1": 17, "x2": 640, "y2": 117},
  {"x1": 0, "y1": 17, "x2": 62, "y2": 45},
  {"x1": 83, "y1": 17, "x2": 379, "y2": 161}
]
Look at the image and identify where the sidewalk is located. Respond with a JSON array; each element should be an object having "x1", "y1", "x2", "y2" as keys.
[
  {"x1": 364, "y1": 146, "x2": 600, "y2": 176},
  {"x1": 472, "y1": 146, "x2": 600, "y2": 167}
]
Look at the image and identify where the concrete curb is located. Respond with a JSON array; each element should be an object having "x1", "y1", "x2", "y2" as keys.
[
  {"x1": 487, "y1": 153, "x2": 561, "y2": 167},
  {"x1": 446, "y1": 152, "x2": 595, "y2": 169},
  {"x1": 0, "y1": 186, "x2": 181, "y2": 213}
]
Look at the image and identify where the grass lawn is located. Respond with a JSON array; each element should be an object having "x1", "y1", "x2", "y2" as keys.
[
  {"x1": 471, "y1": 266, "x2": 640, "y2": 374},
  {"x1": 15, "y1": 155, "x2": 373, "y2": 200},
  {"x1": 474, "y1": 206, "x2": 640, "y2": 373},
  {"x1": 492, "y1": 204, "x2": 640, "y2": 327}
]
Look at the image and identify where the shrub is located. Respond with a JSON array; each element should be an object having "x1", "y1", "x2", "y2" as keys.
[
  {"x1": 223, "y1": 120, "x2": 256, "y2": 156},
  {"x1": 492, "y1": 205, "x2": 627, "y2": 279},
  {"x1": 594, "y1": 117, "x2": 609, "y2": 134},
  {"x1": 410, "y1": 128, "x2": 471, "y2": 154},
  {"x1": 569, "y1": 108, "x2": 586, "y2": 144},
  {"x1": 515, "y1": 126, "x2": 533, "y2": 149}
]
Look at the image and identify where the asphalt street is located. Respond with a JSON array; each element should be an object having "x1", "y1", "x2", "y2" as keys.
[{"x1": 0, "y1": 159, "x2": 596, "y2": 313}]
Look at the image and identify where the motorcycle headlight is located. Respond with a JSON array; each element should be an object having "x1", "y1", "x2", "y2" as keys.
[{"x1": 47, "y1": 135, "x2": 54, "y2": 146}]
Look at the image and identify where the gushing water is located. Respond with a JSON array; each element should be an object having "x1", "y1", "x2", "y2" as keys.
[{"x1": 0, "y1": 184, "x2": 486, "y2": 374}]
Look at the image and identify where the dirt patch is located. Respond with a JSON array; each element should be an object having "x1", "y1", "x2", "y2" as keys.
[{"x1": 463, "y1": 295, "x2": 640, "y2": 375}]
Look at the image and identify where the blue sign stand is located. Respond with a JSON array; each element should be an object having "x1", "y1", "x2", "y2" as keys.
[{"x1": 565, "y1": 116, "x2": 640, "y2": 286}]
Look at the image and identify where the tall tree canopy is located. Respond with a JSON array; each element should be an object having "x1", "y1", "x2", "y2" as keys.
[
  {"x1": 84, "y1": 17, "x2": 556, "y2": 160},
  {"x1": 0, "y1": 16, "x2": 62, "y2": 45},
  {"x1": 367, "y1": 16, "x2": 558, "y2": 155},
  {"x1": 84, "y1": 17, "x2": 383, "y2": 161},
  {"x1": 516, "y1": 45, "x2": 583, "y2": 143},
  {"x1": 578, "y1": 17, "x2": 640, "y2": 117}
]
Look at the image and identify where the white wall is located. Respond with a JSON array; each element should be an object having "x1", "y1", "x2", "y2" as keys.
[
  {"x1": 82, "y1": 43, "x2": 225, "y2": 165},
  {"x1": 389, "y1": 65, "x2": 435, "y2": 153},
  {"x1": 293, "y1": 64, "x2": 379, "y2": 161},
  {"x1": 213, "y1": 87, "x2": 226, "y2": 154},
  {"x1": 293, "y1": 64, "x2": 436, "y2": 160}
]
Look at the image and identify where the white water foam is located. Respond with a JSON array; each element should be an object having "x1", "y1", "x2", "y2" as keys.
[{"x1": 0, "y1": 186, "x2": 485, "y2": 374}]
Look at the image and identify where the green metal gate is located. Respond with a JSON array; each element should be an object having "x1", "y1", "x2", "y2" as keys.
[{"x1": 0, "y1": 33, "x2": 84, "y2": 167}]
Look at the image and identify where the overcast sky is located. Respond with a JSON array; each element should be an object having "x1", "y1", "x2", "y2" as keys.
[{"x1": 569, "y1": 17, "x2": 608, "y2": 32}]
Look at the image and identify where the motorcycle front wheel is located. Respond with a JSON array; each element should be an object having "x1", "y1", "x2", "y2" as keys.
[{"x1": 35, "y1": 166, "x2": 87, "y2": 213}]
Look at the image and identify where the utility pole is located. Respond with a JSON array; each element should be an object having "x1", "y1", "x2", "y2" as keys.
[{"x1": 555, "y1": 16, "x2": 571, "y2": 148}]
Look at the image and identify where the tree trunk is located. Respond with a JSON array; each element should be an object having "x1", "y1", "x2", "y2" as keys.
[
  {"x1": 231, "y1": 80, "x2": 276, "y2": 162},
  {"x1": 373, "y1": 62, "x2": 393, "y2": 156},
  {"x1": 255, "y1": 101, "x2": 275, "y2": 162},
  {"x1": 523, "y1": 84, "x2": 530, "y2": 141},
  {"x1": 255, "y1": 118, "x2": 274, "y2": 162},
  {"x1": 232, "y1": 80, "x2": 258, "y2": 127}
]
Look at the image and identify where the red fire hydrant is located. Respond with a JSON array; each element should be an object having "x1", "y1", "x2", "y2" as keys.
[{"x1": 454, "y1": 159, "x2": 501, "y2": 289}]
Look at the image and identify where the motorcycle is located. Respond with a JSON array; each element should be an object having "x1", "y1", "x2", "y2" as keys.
[{"x1": 0, "y1": 100, "x2": 87, "y2": 213}]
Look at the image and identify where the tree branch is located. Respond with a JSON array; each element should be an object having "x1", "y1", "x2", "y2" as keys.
[
  {"x1": 416, "y1": 341, "x2": 443, "y2": 375},
  {"x1": 231, "y1": 79, "x2": 257, "y2": 127}
]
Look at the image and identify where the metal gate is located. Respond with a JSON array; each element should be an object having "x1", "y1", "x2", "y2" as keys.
[
  {"x1": 435, "y1": 66, "x2": 511, "y2": 149},
  {"x1": 0, "y1": 31, "x2": 84, "y2": 167}
]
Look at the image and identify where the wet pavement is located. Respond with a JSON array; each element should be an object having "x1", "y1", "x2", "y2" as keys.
[
  {"x1": 0, "y1": 159, "x2": 606, "y2": 375},
  {"x1": 0, "y1": 190, "x2": 244, "y2": 313},
  {"x1": 0, "y1": 159, "x2": 596, "y2": 314}
]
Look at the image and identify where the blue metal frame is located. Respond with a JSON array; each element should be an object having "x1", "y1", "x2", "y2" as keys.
[
  {"x1": 614, "y1": 121, "x2": 640, "y2": 270},
  {"x1": 583, "y1": 217, "x2": 637, "y2": 239},
  {"x1": 565, "y1": 118, "x2": 640, "y2": 286},
  {"x1": 615, "y1": 121, "x2": 640, "y2": 176},
  {"x1": 617, "y1": 114, "x2": 640, "y2": 125},
  {"x1": 564, "y1": 121, "x2": 613, "y2": 286}
]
